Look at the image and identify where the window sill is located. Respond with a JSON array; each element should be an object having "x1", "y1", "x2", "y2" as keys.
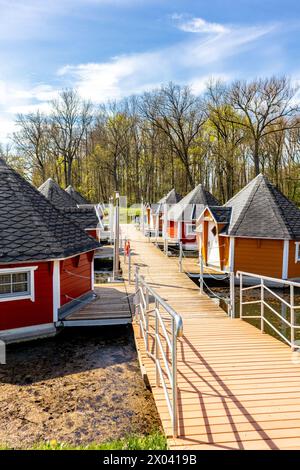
[{"x1": 0, "y1": 295, "x2": 33, "y2": 303}]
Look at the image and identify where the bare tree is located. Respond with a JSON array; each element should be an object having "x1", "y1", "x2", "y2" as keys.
[
  {"x1": 140, "y1": 83, "x2": 205, "y2": 188},
  {"x1": 50, "y1": 89, "x2": 93, "y2": 186},
  {"x1": 12, "y1": 111, "x2": 50, "y2": 182},
  {"x1": 228, "y1": 77, "x2": 300, "y2": 175}
]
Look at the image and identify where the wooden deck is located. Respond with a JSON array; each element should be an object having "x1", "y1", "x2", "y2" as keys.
[
  {"x1": 120, "y1": 224, "x2": 300, "y2": 450},
  {"x1": 61, "y1": 283, "x2": 133, "y2": 326}
]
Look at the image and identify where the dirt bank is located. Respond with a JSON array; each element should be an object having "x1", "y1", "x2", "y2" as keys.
[{"x1": 0, "y1": 327, "x2": 161, "y2": 448}]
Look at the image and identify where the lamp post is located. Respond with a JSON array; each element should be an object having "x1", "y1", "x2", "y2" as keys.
[
  {"x1": 109, "y1": 196, "x2": 114, "y2": 244},
  {"x1": 113, "y1": 191, "x2": 120, "y2": 280}
]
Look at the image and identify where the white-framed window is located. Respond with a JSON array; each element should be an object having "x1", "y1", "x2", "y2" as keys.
[
  {"x1": 185, "y1": 223, "x2": 196, "y2": 236},
  {"x1": 295, "y1": 242, "x2": 300, "y2": 263},
  {"x1": 0, "y1": 266, "x2": 37, "y2": 302}
]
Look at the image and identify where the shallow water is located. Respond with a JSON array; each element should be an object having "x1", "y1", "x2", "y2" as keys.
[{"x1": 191, "y1": 276, "x2": 300, "y2": 346}]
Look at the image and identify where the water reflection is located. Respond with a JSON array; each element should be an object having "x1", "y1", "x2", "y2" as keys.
[{"x1": 191, "y1": 277, "x2": 300, "y2": 346}]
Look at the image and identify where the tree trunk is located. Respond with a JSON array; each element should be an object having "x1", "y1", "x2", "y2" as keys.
[{"x1": 253, "y1": 140, "x2": 260, "y2": 175}]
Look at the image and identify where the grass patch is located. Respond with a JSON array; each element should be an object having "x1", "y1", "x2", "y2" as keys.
[{"x1": 1, "y1": 431, "x2": 167, "y2": 451}]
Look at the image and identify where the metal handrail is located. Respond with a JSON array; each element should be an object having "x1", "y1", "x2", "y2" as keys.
[
  {"x1": 237, "y1": 271, "x2": 300, "y2": 349},
  {"x1": 134, "y1": 266, "x2": 183, "y2": 437}
]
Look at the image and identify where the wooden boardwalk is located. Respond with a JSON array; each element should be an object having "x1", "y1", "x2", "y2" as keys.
[
  {"x1": 120, "y1": 224, "x2": 300, "y2": 450},
  {"x1": 62, "y1": 283, "x2": 133, "y2": 326}
]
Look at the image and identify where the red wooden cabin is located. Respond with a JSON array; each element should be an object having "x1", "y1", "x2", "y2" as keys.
[
  {"x1": 0, "y1": 160, "x2": 100, "y2": 343},
  {"x1": 167, "y1": 184, "x2": 220, "y2": 250},
  {"x1": 148, "y1": 189, "x2": 182, "y2": 236}
]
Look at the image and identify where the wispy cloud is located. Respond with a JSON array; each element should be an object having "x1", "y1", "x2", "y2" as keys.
[
  {"x1": 0, "y1": 14, "x2": 278, "y2": 142},
  {"x1": 173, "y1": 14, "x2": 230, "y2": 34},
  {"x1": 58, "y1": 21, "x2": 276, "y2": 102}
]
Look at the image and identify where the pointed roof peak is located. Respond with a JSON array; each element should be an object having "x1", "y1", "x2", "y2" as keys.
[
  {"x1": 0, "y1": 161, "x2": 99, "y2": 263},
  {"x1": 225, "y1": 174, "x2": 300, "y2": 239},
  {"x1": 38, "y1": 178, "x2": 77, "y2": 208},
  {"x1": 168, "y1": 184, "x2": 220, "y2": 221},
  {"x1": 65, "y1": 185, "x2": 90, "y2": 205},
  {"x1": 158, "y1": 188, "x2": 182, "y2": 205}
]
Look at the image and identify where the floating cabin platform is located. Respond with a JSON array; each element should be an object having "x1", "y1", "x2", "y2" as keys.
[
  {"x1": 60, "y1": 283, "x2": 133, "y2": 327},
  {"x1": 120, "y1": 224, "x2": 300, "y2": 450}
]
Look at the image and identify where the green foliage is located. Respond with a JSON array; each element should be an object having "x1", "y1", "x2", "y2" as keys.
[{"x1": 1, "y1": 431, "x2": 167, "y2": 451}]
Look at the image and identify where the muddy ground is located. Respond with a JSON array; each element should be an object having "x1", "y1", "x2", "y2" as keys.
[{"x1": 0, "y1": 327, "x2": 161, "y2": 448}]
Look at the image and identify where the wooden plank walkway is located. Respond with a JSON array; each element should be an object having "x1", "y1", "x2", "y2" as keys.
[
  {"x1": 120, "y1": 224, "x2": 300, "y2": 450},
  {"x1": 62, "y1": 283, "x2": 133, "y2": 326}
]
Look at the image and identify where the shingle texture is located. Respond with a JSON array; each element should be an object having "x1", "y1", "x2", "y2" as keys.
[
  {"x1": 151, "y1": 189, "x2": 182, "y2": 215},
  {"x1": 61, "y1": 207, "x2": 99, "y2": 230},
  {"x1": 224, "y1": 174, "x2": 300, "y2": 239},
  {"x1": 168, "y1": 184, "x2": 220, "y2": 221},
  {"x1": 65, "y1": 185, "x2": 90, "y2": 205},
  {"x1": 210, "y1": 206, "x2": 232, "y2": 224},
  {"x1": 0, "y1": 159, "x2": 100, "y2": 263},
  {"x1": 38, "y1": 178, "x2": 77, "y2": 208}
]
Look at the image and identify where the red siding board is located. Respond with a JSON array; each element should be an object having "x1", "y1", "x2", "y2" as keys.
[
  {"x1": 0, "y1": 262, "x2": 53, "y2": 331},
  {"x1": 60, "y1": 252, "x2": 93, "y2": 306}
]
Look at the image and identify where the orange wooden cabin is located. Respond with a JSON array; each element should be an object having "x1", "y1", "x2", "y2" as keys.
[{"x1": 196, "y1": 174, "x2": 300, "y2": 280}]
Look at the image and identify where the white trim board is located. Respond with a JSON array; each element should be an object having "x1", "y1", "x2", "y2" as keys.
[
  {"x1": 0, "y1": 266, "x2": 38, "y2": 303},
  {"x1": 295, "y1": 242, "x2": 300, "y2": 263},
  {"x1": 0, "y1": 323, "x2": 56, "y2": 344},
  {"x1": 52, "y1": 260, "x2": 61, "y2": 322},
  {"x1": 282, "y1": 240, "x2": 289, "y2": 279}
]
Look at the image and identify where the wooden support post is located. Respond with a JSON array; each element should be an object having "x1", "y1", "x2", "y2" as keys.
[{"x1": 179, "y1": 242, "x2": 183, "y2": 272}]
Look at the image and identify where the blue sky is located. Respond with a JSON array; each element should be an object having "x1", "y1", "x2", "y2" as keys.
[{"x1": 1, "y1": 0, "x2": 300, "y2": 142}]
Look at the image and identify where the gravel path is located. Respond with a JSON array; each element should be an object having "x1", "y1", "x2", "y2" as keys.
[{"x1": 0, "y1": 327, "x2": 161, "y2": 448}]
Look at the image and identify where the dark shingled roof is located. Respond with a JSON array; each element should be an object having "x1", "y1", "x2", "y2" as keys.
[
  {"x1": 210, "y1": 206, "x2": 232, "y2": 224},
  {"x1": 224, "y1": 174, "x2": 300, "y2": 239},
  {"x1": 151, "y1": 189, "x2": 182, "y2": 215},
  {"x1": 65, "y1": 185, "x2": 90, "y2": 205},
  {"x1": 168, "y1": 184, "x2": 220, "y2": 221},
  {"x1": 0, "y1": 159, "x2": 100, "y2": 263},
  {"x1": 157, "y1": 189, "x2": 182, "y2": 205},
  {"x1": 61, "y1": 207, "x2": 99, "y2": 230},
  {"x1": 38, "y1": 178, "x2": 77, "y2": 208}
]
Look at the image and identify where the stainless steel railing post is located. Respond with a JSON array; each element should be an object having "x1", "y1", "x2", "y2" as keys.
[
  {"x1": 172, "y1": 316, "x2": 178, "y2": 438},
  {"x1": 155, "y1": 299, "x2": 160, "y2": 386},
  {"x1": 291, "y1": 284, "x2": 295, "y2": 349},
  {"x1": 261, "y1": 279, "x2": 264, "y2": 333}
]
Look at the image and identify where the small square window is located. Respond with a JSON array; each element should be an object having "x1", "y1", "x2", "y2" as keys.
[
  {"x1": 0, "y1": 271, "x2": 30, "y2": 299},
  {"x1": 186, "y1": 224, "x2": 196, "y2": 236}
]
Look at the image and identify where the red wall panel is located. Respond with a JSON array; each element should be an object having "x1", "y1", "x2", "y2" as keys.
[
  {"x1": 0, "y1": 262, "x2": 53, "y2": 331},
  {"x1": 181, "y1": 222, "x2": 197, "y2": 245},
  {"x1": 87, "y1": 229, "x2": 98, "y2": 240},
  {"x1": 60, "y1": 252, "x2": 93, "y2": 306}
]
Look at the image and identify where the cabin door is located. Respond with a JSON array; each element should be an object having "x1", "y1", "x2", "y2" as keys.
[{"x1": 207, "y1": 222, "x2": 220, "y2": 267}]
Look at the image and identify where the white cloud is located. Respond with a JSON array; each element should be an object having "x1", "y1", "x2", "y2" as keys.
[
  {"x1": 0, "y1": 17, "x2": 278, "y2": 143},
  {"x1": 58, "y1": 23, "x2": 275, "y2": 103},
  {"x1": 175, "y1": 16, "x2": 230, "y2": 35}
]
